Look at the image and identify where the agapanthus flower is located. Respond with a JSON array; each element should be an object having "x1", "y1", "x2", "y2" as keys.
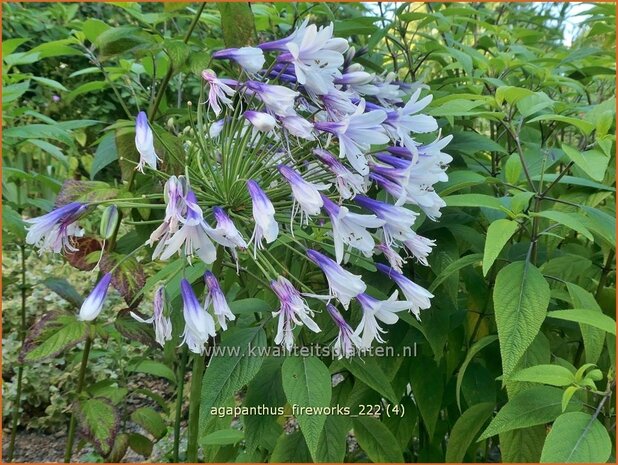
[
  {"x1": 326, "y1": 303, "x2": 362, "y2": 358},
  {"x1": 403, "y1": 232, "x2": 435, "y2": 266},
  {"x1": 244, "y1": 110, "x2": 277, "y2": 132},
  {"x1": 247, "y1": 180, "x2": 279, "y2": 252},
  {"x1": 314, "y1": 100, "x2": 389, "y2": 174},
  {"x1": 271, "y1": 276, "x2": 320, "y2": 350},
  {"x1": 354, "y1": 195, "x2": 418, "y2": 245},
  {"x1": 204, "y1": 271, "x2": 235, "y2": 330},
  {"x1": 202, "y1": 69, "x2": 236, "y2": 116},
  {"x1": 135, "y1": 111, "x2": 159, "y2": 173},
  {"x1": 158, "y1": 190, "x2": 217, "y2": 264},
  {"x1": 244, "y1": 81, "x2": 298, "y2": 116},
  {"x1": 376, "y1": 263, "x2": 433, "y2": 319},
  {"x1": 213, "y1": 47, "x2": 265, "y2": 74},
  {"x1": 208, "y1": 207, "x2": 247, "y2": 261},
  {"x1": 313, "y1": 148, "x2": 366, "y2": 199},
  {"x1": 25, "y1": 202, "x2": 88, "y2": 254},
  {"x1": 376, "y1": 242, "x2": 405, "y2": 273},
  {"x1": 131, "y1": 286, "x2": 172, "y2": 347},
  {"x1": 78, "y1": 273, "x2": 112, "y2": 321},
  {"x1": 180, "y1": 279, "x2": 216, "y2": 354},
  {"x1": 280, "y1": 114, "x2": 315, "y2": 140},
  {"x1": 278, "y1": 165, "x2": 328, "y2": 223},
  {"x1": 306, "y1": 249, "x2": 366, "y2": 308},
  {"x1": 321, "y1": 195, "x2": 385, "y2": 263},
  {"x1": 208, "y1": 119, "x2": 225, "y2": 139},
  {"x1": 258, "y1": 18, "x2": 309, "y2": 52},
  {"x1": 354, "y1": 291, "x2": 413, "y2": 347},
  {"x1": 383, "y1": 88, "x2": 437, "y2": 153},
  {"x1": 320, "y1": 87, "x2": 358, "y2": 118}
]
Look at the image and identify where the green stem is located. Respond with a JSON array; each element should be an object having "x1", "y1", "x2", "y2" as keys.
[
  {"x1": 173, "y1": 348, "x2": 188, "y2": 462},
  {"x1": 595, "y1": 250, "x2": 615, "y2": 300},
  {"x1": 186, "y1": 352, "x2": 205, "y2": 462},
  {"x1": 7, "y1": 245, "x2": 28, "y2": 462},
  {"x1": 149, "y1": 3, "x2": 206, "y2": 120},
  {"x1": 64, "y1": 332, "x2": 93, "y2": 463}
]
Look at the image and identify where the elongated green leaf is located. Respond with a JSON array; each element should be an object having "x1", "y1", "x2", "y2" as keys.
[
  {"x1": 547, "y1": 310, "x2": 616, "y2": 336},
  {"x1": 281, "y1": 356, "x2": 331, "y2": 461},
  {"x1": 562, "y1": 144, "x2": 609, "y2": 182},
  {"x1": 483, "y1": 219, "x2": 519, "y2": 276},
  {"x1": 510, "y1": 364, "x2": 575, "y2": 387},
  {"x1": 445, "y1": 402, "x2": 495, "y2": 462},
  {"x1": 23, "y1": 315, "x2": 87, "y2": 362},
  {"x1": 200, "y1": 429, "x2": 244, "y2": 446},
  {"x1": 409, "y1": 356, "x2": 443, "y2": 439},
  {"x1": 532, "y1": 210, "x2": 594, "y2": 241},
  {"x1": 494, "y1": 261, "x2": 550, "y2": 377},
  {"x1": 338, "y1": 357, "x2": 397, "y2": 404},
  {"x1": 353, "y1": 416, "x2": 404, "y2": 463},
  {"x1": 567, "y1": 283, "x2": 607, "y2": 363},
  {"x1": 77, "y1": 398, "x2": 119, "y2": 456},
  {"x1": 540, "y1": 412, "x2": 611, "y2": 463},
  {"x1": 91, "y1": 132, "x2": 118, "y2": 179},
  {"x1": 270, "y1": 431, "x2": 312, "y2": 462},
  {"x1": 500, "y1": 426, "x2": 546, "y2": 462},
  {"x1": 127, "y1": 360, "x2": 176, "y2": 383},
  {"x1": 456, "y1": 335, "x2": 498, "y2": 411},
  {"x1": 529, "y1": 115, "x2": 595, "y2": 135},
  {"x1": 444, "y1": 194, "x2": 506, "y2": 211},
  {"x1": 130, "y1": 407, "x2": 166, "y2": 440},
  {"x1": 479, "y1": 386, "x2": 581, "y2": 440},
  {"x1": 429, "y1": 253, "x2": 483, "y2": 292}
]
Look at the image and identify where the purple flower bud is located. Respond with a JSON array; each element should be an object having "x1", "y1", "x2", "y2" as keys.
[
  {"x1": 181, "y1": 278, "x2": 216, "y2": 354},
  {"x1": 204, "y1": 271, "x2": 235, "y2": 330},
  {"x1": 135, "y1": 111, "x2": 159, "y2": 173},
  {"x1": 244, "y1": 110, "x2": 277, "y2": 132},
  {"x1": 247, "y1": 180, "x2": 279, "y2": 251},
  {"x1": 212, "y1": 47, "x2": 265, "y2": 74},
  {"x1": 78, "y1": 273, "x2": 112, "y2": 321}
]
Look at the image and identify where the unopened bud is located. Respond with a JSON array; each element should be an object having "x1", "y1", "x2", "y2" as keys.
[{"x1": 100, "y1": 205, "x2": 119, "y2": 239}]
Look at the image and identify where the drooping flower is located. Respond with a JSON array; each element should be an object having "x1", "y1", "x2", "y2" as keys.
[
  {"x1": 130, "y1": 286, "x2": 172, "y2": 347},
  {"x1": 280, "y1": 114, "x2": 315, "y2": 140},
  {"x1": 180, "y1": 279, "x2": 216, "y2": 354},
  {"x1": 244, "y1": 110, "x2": 278, "y2": 132},
  {"x1": 204, "y1": 271, "x2": 235, "y2": 331},
  {"x1": 278, "y1": 165, "x2": 328, "y2": 223},
  {"x1": 376, "y1": 263, "x2": 433, "y2": 319},
  {"x1": 271, "y1": 276, "x2": 321, "y2": 350},
  {"x1": 78, "y1": 273, "x2": 113, "y2": 321},
  {"x1": 321, "y1": 195, "x2": 385, "y2": 263},
  {"x1": 25, "y1": 202, "x2": 88, "y2": 254},
  {"x1": 202, "y1": 69, "x2": 236, "y2": 116},
  {"x1": 354, "y1": 291, "x2": 413, "y2": 347},
  {"x1": 306, "y1": 249, "x2": 366, "y2": 308},
  {"x1": 208, "y1": 119, "x2": 225, "y2": 139},
  {"x1": 376, "y1": 242, "x2": 405, "y2": 273},
  {"x1": 313, "y1": 148, "x2": 366, "y2": 199},
  {"x1": 258, "y1": 18, "x2": 310, "y2": 52},
  {"x1": 135, "y1": 111, "x2": 159, "y2": 173},
  {"x1": 247, "y1": 180, "x2": 279, "y2": 252},
  {"x1": 212, "y1": 47, "x2": 265, "y2": 74},
  {"x1": 158, "y1": 190, "x2": 217, "y2": 264},
  {"x1": 208, "y1": 206, "x2": 248, "y2": 259},
  {"x1": 163, "y1": 175, "x2": 187, "y2": 233},
  {"x1": 314, "y1": 100, "x2": 389, "y2": 174},
  {"x1": 320, "y1": 87, "x2": 358, "y2": 119},
  {"x1": 326, "y1": 303, "x2": 362, "y2": 358},
  {"x1": 244, "y1": 81, "x2": 299, "y2": 116},
  {"x1": 354, "y1": 195, "x2": 418, "y2": 245},
  {"x1": 403, "y1": 232, "x2": 435, "y2": 266}
]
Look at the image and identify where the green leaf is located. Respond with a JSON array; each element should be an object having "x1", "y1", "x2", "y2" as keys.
[
  {"x1": 532, "y1": 210, "x2": 594, "y2": 241},
  {"x1": 127, "y1": 433, "x2": 153, "y2": 458},
  {"x1": 315, "y1": 415, "x2": 348, "y2": 462},
  {"x1": 200, "y1": 429, "x2": 244, "y2": 446},
  {"x1": 437, "y1": 170, "x2": 486, "y2": 196},
  {"x1": 456, "y1": 335, "x2": 499, "y2": 411},
  {"x1": 500, "y1": 426, "x2": 546, "y2": 462},
  {"x1": 270, "y1": 431, "x2": 312, "y2": 462},
  {"x1": 494, "y1": 261, "x2": 550, "y2": 377},
  {"x1": 479, "y1": 386, "x2": 581, "y2": 440},
  {"x1": 409, "y1": 356, "x2": 443, "y2": 439},
  {"x1": 31, "y1": 76, "x2": 68, "y2": 92},
  {"x1": 483, "y1": 219, "x2": 519, "y2": 276},
  {"x1": 353, "y1": 416, "x2": 404, "y2": 463},
  {"x1": 22, "y1": 315, "x2": 87, "y2": 362},
  {"x1": 4, "y1": 124, "x2": 73, "y2": 145},
  {"x1": 42, "y1": 277, "x2": 84, "y2": 308},
  {"x1": 567, "y1": 283, "x2": 607, "y2": 364},
  {"x1": 540, "y1": 412, "x2": 612, "y2": 463},
  {"x1": 126, "y1": 359, "x2": 176, "y2": 383},
  {"x1": 546, "y1": 310, "x2": 616, "y2": 336},
  {"x1": 91, "y1": 132, "x2": 118, "y2": 179},
  {"x1": 130, "y1": 407, "x2": 167, "y2": 439},
  {"x1": 199, "y1": 328, "x2": 267, "y2": 429},
  {"x1": 229, "y1": 298, "x2": 271, "y2": 314},
  {"x1": 444, "y1": 194, "x2": 507, "y2": 211},
  {"x1": 77, "y1": 398, "x2": 119, "y2": 456},
  {"x1": 510, "y1": 364, "x2": 575, "y2": 387},
  {"x1": 218, "y1": 3, "x2": 257, "y2": 47},
  {"x1": 95, "y1": 25, "x2": 154, "y2": 59},
  {"x1": 562, "y1": 144, "x2": 609, "y2": 182},
  {"x1": 429, "y1": 253, "x2": 483, "y2": 292},
  {"x1": 281, "y1": 356, "x2": 332, "y2": 461},
  {"x1": 338, "y1": 357, "x2": 397, "y2": 404},
  {"x1": 449, "y1": 131, "x2": 507, "y2": 154},
  {"x1": 528, "y1": 115, "x2": 595, "y2": 135},
  {"x1": 3, "y1": 81, "x2": 30, "y2": 104},
  {"x1": 28, "y1": 139, "x2": 69, "y2": 167},
  {"x1": 445, "y1": 402, "x2": 495, "y2": 462}
]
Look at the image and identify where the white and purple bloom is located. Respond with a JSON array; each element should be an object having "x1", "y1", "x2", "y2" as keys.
[
  {"x1": 403, "y1": 232, "x2": 435, "y2": 266},
  {"x1": 278, "y1": 165, "x2": 328, "y2": 223},
  {"x1": 130, "y1": 286, "x2": 172, "y2": 347},
  {"x1": 244, "y1": 81, "x2": 299, "y2": 116},
  {"x1": 258, "y1": 18, "x2": 310, "y2": 52},
  {"x1": 202, "y1": 69, "x2": 236, "y2": 116},
  {"x1": 383, "y1": 89, "x2": 437, "y2": 154},
  {"x1": 208, "y1": 119, "x2": 225, "y2": 139},
  {"x1": 354, "y1": 291, "x2": 413, "y2": 347},
  {"x1": 321, "y1": 195, "x2": 385, "y2": 263},
  {"x1": 158, "y1": 190, "x2": 217, "y2": 264},
  {"x1": 320, "y1": 87, "x2": 358, "y2": 119},
  {"x1": 244, "y1": 110, "x2": 277, "y2": 132},
  {"x1": 313, "y1": 148, "x2": 366, "y2": 199},
  {"x1": 314, "y1": 100, "x2": 389, "y2": 174},
  {"x1": 280, "y1": 114, "x2": 315, "y2": 140},
  {"x1": 25, "y1": 202, "x2": 88, "y2": 254},
  {"x1": 212, "y1": 47, "x2": 265, "y2": 74},
  {"x1": 209, "y1": 206, "x2": 247, "y2": 258},
  {"x1": 376, "y1": 263, "x2": 433, "y2": 319},
  {"x1": 376, "y1": 242, "x2": 405, "y2": 273},
  {"x1": 180, "y1": 279, "x2": 216, "y2": 354},
  {"x1": 163, "y1": 175, "x2": 186, "y2": 232},
  {"x1": 135, "y1": 111, "x2": 159, "y2": 173},
  {"x1": 247, "y1": 180, "x2": 279, "y2": 252},
  {"x1": 326, "y1": 303, "x2": 362, "y2": 358},
  {"x1": 306, "y1": 249, "x2": 366, "y2": 308},
  {"x1": 78, "y1": 273, "x2": 113, "y2": 321},
  {"x1": 271, "y1": 276, "x2": 320, "y2": 350},
  {"x1": 204, "y1": 271, "x2": 235, "y2": 330},
  {"x1": 354, "y1": 195, "x2": 418, "y2": 245}
]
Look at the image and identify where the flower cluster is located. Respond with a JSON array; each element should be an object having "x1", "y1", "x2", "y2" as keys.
[{"x1": 24, "y1": 20, "x2": 450, "y2": 358}]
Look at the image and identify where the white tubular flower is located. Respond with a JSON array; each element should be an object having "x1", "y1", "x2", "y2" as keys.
[
  {"x1": 326, "y1": 304, "x2": 362, "y2": 359},
  {"x1": 180, "y1": 279, "x2": 216, "y2": 354},
  {"x1": 278, "y1": 164, "x2": 328, "y2": 224},
  {"x1": 244, "y1": 110, "x2": 278, "y2": 132},
  {"x1": 135, "y1": 111, "x2": 160, "y2": 173},
  {"x1": 204, "y1": 271, "x2": 235, "y2": 331},
  {"x1": 213, "y1": 47, "x2": 265, "y2": 74},
  {"x1": 25, "y1": 202, "x2": 87, "y2": 254},
  {"x1": 78, "y1": 273, "x2": 113, "y2": 322},
  {"x1": 313, "y1": 148, "x2": 367, "y2": 199},
  {"x1": 403, "y1": 232, "x2": 436, "y2": 266},
  {"x1": 131, "y1": 286, "x2": 172, "y2": 347},
  {"x1": 354, "y1": 291, "x2": 413, "y2": 347},
  {"x1": 202, "y1": 69, "x2": 236, "y2": 116},
  {"x1": 247, "y1": 180, "x2": 279, "y2": 252},
  {"x1": 244, "y1": 81, "x2": 299, "y2": 116},
  {"x1": 376, "y1": 264, "x2": 433, "y2": 319}
]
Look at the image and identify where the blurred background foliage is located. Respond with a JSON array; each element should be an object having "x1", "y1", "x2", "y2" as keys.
[{"x1": 2, "y1": 2, "x2": 616, "y2": 463}]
